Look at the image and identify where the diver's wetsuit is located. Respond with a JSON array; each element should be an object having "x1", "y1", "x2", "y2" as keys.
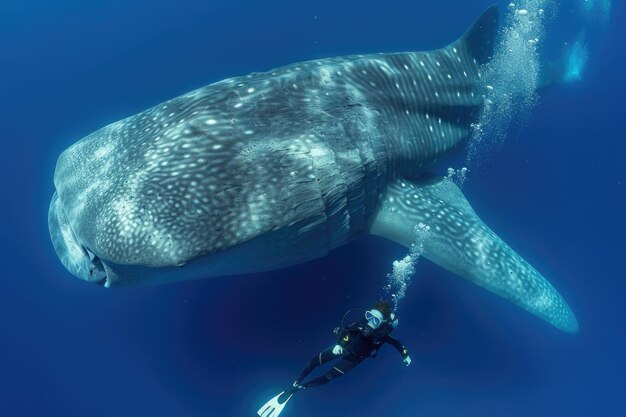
[{"x1": 297, "y1": 318, "x2": 409, "y2": 388}]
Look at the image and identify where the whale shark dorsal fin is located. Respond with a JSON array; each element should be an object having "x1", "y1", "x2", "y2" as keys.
[
  {"x1": 451, "y1": 5, "x2": 500, "y2": 66},
  {"x1": 368, "y1": 177, "x2": 578, "y2": 333}
]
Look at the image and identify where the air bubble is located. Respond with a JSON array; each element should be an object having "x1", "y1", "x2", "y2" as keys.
[
  {"x1": 467, "y1": 0, "x2": 550, "y2": 167},
  {"x1": 383, "y1": 223, "x2": 432, "y2": 312}
]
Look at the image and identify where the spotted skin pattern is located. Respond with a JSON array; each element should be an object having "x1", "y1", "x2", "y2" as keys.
[
  {"x1": 369, "y1": 179, "x2": 578, "y2": 332},
  {"x1": 48, "y1": 7, "x2": 577, "y2": 331}
]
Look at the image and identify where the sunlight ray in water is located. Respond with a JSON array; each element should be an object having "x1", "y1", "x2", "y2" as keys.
[
  {"x1": 580, "y1": 0, "x2": 612, "y2": 21},
  {"x1": 563, "y1": 31, "x2": 589, "y2": 83}
]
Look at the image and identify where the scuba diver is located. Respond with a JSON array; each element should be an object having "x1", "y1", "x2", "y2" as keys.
[{"x1": 258, "y1": 300, "x2": 411, "y2": 417}]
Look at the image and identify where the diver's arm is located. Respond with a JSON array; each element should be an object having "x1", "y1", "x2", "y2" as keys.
[
  {"x1": 385, "y1": 335, "x2": 412, "y2": 366},
  {"x1": 384, "y1": 335, "x2": 410, "y2": 359}
]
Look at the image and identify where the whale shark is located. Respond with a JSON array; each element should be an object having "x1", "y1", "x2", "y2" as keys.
[{"x1": 48, "y1": 6, "x2": 578, "y2": 333}]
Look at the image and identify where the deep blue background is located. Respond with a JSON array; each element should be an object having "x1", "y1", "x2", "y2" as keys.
[{"x1": 1, "y1": 1, "x2": 624, "y2": 416}]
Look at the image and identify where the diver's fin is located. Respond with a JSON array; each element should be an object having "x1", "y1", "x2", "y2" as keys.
[
  {"x1": 368, "y1": 177, "x2": 578, "y2": 333},
  {"x1": 257, "y1": 391, "x2": 292, "y2": 417},
  {"x1": 450, "y1": 5, "x2": 499, "y2": 66}
]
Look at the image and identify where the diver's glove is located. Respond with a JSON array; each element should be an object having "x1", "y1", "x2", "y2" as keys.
[
  {"x1": 332, "y1": 345, "x2": 344, "y2": 355},
  {"x1": 403, "y1": 355, "x2": 412, "y2": 367}
]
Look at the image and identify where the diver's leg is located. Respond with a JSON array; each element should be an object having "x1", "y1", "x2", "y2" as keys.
[
  {"x1": 301, "y1": 358, "x2": 359, "y2": 388},
  {"x1": 279, "y1": 348, "x2": 339, "y2": 401},
  {"x1": 296, "y1": 347, "x2": 338, "y2": 384}
]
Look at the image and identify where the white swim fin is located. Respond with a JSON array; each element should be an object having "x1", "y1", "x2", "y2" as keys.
[{"x1": 257, "y1": 391, "x2": 292, "y2": 417}]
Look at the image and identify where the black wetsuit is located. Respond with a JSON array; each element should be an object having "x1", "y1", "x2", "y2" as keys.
[{"x1": 296, "y1": 318, "x2": 409, "y2": 388}]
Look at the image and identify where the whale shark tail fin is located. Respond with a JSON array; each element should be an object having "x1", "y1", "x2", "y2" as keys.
[
  {"x1": 451, "y1": 5, "x2": 500, "y2": 66},
  {"x1": 368, "y1": 177, "x2": 579, "y2": 333}
]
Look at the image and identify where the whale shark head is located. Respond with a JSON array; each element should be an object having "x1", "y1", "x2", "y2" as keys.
[
  {"x1": 47, "y1": 106, "x2": 349, "y2": 287},
  {"x1": 49, "y1": 192, "x2": 108, "y2": 285}
]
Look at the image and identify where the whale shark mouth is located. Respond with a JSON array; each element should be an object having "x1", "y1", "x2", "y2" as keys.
[
  {"x1": 48, "y1": 192, "x2": 109, "y2": 286},
  {"x1": 83, "y1": 248, "x2": 107, "y2": 286}
]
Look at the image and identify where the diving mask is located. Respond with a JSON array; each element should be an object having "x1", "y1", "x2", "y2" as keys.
[{"x1": 365, "y1": 309, "x2": 384, "y2": 329}]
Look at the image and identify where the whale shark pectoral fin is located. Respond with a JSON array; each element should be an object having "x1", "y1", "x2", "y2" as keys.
[{"x1": 368, "y1": 177, "x2": 578, "y2": 333}]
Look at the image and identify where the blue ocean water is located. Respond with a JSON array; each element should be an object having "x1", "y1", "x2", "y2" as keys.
[{"x1": 1, "y1": 1, "x2": 624, "y2": 416}]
